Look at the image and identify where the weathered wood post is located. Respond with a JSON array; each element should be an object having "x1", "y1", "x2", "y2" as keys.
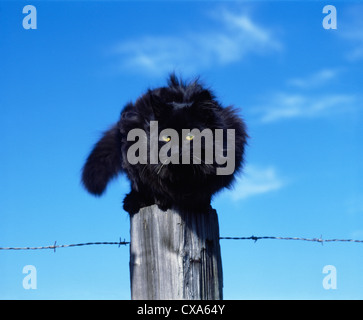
[{"x1": 130, "y1": 204, "x2": 223, "y2": 300}]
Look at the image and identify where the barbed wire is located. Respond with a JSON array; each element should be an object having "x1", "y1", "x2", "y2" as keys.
[
  {"x1": 1, "y1": 235, "x2": 363, "y2": 251},
  {"x1": 0, "y1": 239, "x2": 129, "y2": 252},
  {"x1": 219, "y1": 235, "x2": 363, "y2": 244}
]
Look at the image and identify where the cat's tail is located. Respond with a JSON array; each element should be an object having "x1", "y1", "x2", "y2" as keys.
[{"x1": 81, "y1": 123, "x2": 123, "y2": 196}]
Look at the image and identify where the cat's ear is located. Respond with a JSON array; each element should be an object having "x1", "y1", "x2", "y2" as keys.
[
  {"x1": 149, "y1": 90, "x2": 172, "y2": 119},
  {"x1": 81, "y1": 124, "x2": 122, "y2": 196},
  {"x1": 195, "y1": 89, "x2": 214, "y2": 103},
  {"x1": 191, "y1": 90, "x2": 218, "y2": 122},
  {"x1": 192, "y1": 89, "x2": 217, "y2": 112}
]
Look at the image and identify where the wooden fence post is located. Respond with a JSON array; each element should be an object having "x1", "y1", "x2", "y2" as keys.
[{"x1": 129, "y1": 204, "x2": 223, "y2": 300}]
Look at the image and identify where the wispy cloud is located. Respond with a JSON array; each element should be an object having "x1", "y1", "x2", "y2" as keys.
[
  {"x1": 111, "y1": 8, "x2": 281, "y2": 75},
  {"x1": 287, "y1": 68, "x2": 340, "y2": 89},
  {"x1": 229, "y1": 165, "x2": 285, "y2": 201},
  {"x1": 255, "y1": 92, "x2": 356, "y2": 123},
  {"x1": 250, "y1": 67, "x2": 358, "y2": 123}
]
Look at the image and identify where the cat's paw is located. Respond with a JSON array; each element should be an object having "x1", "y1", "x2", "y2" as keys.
[
  {"x1": 123, "y1": 195, "x2": 140, "y2": 215},
  {"x1": 155, "y1": 199, "x2": 172, "y2": 212},
  {"x1": 123, "y1": 191, "x2": 148, "y2": 214}
]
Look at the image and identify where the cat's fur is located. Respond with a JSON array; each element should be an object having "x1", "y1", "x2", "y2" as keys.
[{"x1": 82, "y1": 75, "x2": 248, "y2": 214}]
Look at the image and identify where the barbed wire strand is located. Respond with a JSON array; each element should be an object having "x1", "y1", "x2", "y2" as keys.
[
  {"x1": 0, "y1": 239, "x2": 130, "y2": 252},
  {"x1": 219, "y1": 235, "x2": 363, "y2": 244},
  {"x1": 1, "y1": 235, "x2": 363, "y2": 251}
]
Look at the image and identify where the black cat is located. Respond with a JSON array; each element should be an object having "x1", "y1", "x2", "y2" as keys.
[{"x1": 82, "y1": 74, "x2": 248, "y2": 214}]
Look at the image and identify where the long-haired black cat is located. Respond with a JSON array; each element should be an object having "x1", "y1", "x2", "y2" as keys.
[{"x1": 82, "y1": 74, "x2": 248, "y2": 214}]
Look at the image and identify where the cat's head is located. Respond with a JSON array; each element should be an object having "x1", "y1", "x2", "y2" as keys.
[{"x1": 125, "y1": 74, "x2": 244, "y2": 181}]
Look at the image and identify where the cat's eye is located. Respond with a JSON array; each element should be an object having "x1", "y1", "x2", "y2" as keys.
[
  {"x1": 185, "y1": 133, "x2": 194, "y2": 141},
  {"x1": 161, "y1": 135, "x2": 171, "y2": 142}
]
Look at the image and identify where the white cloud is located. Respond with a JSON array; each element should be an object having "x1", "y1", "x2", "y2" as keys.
[
  {"x1": 250, "y1": 67, "x2": 360, "y2": 123},
  {"x1": 229, "y1": 165, "x2": 285, "y2": 201},
  {"x1": 112, "y1": 8, "x2": 281, "y2": 75},
  {"x1": 287, "y1": 69, "x2": 340, "y2": 89},
  {"x1": 255, "y1": 92, "x2": 356, "y2": 123}
]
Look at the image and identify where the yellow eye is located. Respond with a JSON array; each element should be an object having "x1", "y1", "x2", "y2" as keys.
[
  {"x1": 186, "y1": 133, "x2": 194, "y2": 141},
  {"x1": 161, "y1": 135, "x2": 171, "y2": 142}
]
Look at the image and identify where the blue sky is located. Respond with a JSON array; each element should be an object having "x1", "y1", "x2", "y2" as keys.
[{"x1": 1, "y1": 1, "x2": 363, "y2": 299}]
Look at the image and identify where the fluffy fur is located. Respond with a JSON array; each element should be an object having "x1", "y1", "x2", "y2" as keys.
[{"x1": 82, "y1": 75, "x2": 248, "y2": 214}]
